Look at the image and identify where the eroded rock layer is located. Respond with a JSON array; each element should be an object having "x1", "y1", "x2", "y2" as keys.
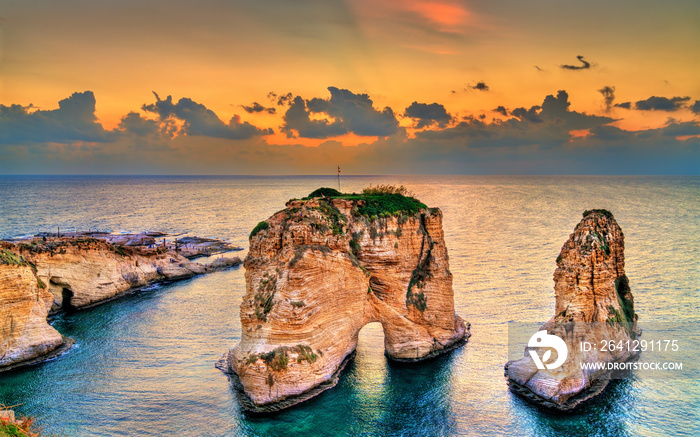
[
  {"x1": 220, "y1": 195, "x2": 470, "y2": 412},
  {"x1": 0, "y1": 263, "x2": 66, "y2": 370},
  {"x1": 505, "y1": 209, "x2": 640, "y2": 410},
  {"x1": 1, "y1": 238, "x2": 241, "y2": 371}
]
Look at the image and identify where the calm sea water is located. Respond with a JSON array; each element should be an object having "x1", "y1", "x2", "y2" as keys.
[{"x1": 0, "y1": 175, "x2": 698, "y2": 436}]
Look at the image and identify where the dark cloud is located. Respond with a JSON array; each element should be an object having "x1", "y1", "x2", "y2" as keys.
[
  {"x1": 416, "y1": 90, "x2": 615, "y2": 150},
  {"x1": 283, "y1": 87, "x2": 399, "y2": 138},
  {"x1": 540, "y1": 90, "x2": 613, "y2": 129},
  {"x1": 615, "y1": 102, "x2": 632, "y2": 109},
  {"x1": 691, "y1": 100, "x2": 700, "y2": 114},
  {"x1": 560, "y1": 55, "x2": 591, "y2": 70},
  {"x1": 280, "y1": 96, "x2": 346, "y2": 139},
  {"x1": 586, "y1": 120, "x2": 700, "y2": 143},
  {"x1": 493, "y1": 106, "x2": 508, "y2": 117},
  {"x1": 242, "y1": 102, "x2": 276, "y2": 114},
  {"x1": 634, "y1": 96, "x2": 690, "y2": 111},
  {"x1": 268, "y1": 91, "x2": 293, "y2": 106},
  {"x1": 598, "y1": 86, "x2": 615, "y2": 112},
  {"x1": 511, "y1": 106, "x2": 542, "y2": 123},
  {"x1": 118, "y1": 112, "x2": 160, "y2": 137},
  {"x1": 469, "y1": 81, "x2": 489, "y2": 91},
  {"x1": 404, "y1": 102, "x2": 452, "y2": 128},
  {"x1": 508, "y1": 90, "x2": 607, "y2": 125},
  {"x1": 0, "y1": 91, "x2": 113, "y2": 145},
  {"x1": 142, "y1": 92, "x2": 272, "y2": 139},
  {"x1": 2, "y1": 90, "x2": 697, "y2": 176}
]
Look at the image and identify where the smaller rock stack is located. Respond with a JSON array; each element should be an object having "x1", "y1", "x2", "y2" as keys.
[{"x1": 505, "y1": 209, "x2": 640, "y2": 410}]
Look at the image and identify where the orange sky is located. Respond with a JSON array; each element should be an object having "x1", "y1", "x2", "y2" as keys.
[{"x1": 1, "y1": 0, "x2": 699, "y2": 174}]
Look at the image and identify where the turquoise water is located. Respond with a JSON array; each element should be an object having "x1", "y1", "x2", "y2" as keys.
[{"x1": 0, "y1": 175, "x2": 698, "y2": 436}]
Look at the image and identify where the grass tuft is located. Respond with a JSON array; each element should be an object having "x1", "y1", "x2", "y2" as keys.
[
  {"x1": 0, "y1": 249, "x2": 27, "y2": 266},
  {"x1": 249, "y1": 221, "x2": 269, "y2": 239},
  {"x1": 583, "y1": 209, "x2": 614, "y2": 219}
]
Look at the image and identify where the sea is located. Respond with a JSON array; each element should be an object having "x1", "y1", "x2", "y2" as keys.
[{"x1": 0, "y1": 175, "x2": 697, "y2": 437}]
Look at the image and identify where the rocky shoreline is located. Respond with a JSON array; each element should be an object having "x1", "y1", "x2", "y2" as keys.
[{"x1": 1, "y1": 232, "x2": 242, "y2": 373}]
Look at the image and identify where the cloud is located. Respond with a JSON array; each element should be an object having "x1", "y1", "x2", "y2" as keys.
[
  {"x1": 493, "y1": 106, "x2": 508, "y2": 117},
  {"x1": 691, "y1": 100, "x2": 700, "y2": 114},
  {"x1": 615, "y1": 102, "x2": 632, "y2": 109},
  {"x1": 282, "y1": 87, "x2": 400, "y2": 138},
  {"x1": 118, "y1": 112, "x2": 161, "y2": 137},
  {"x1": 404, "y1": 102, "x2": 452, "y2": 128},
  {"x1": 268, "y1": 92, "x2": 293, "y2": 106},
  {"x1": 416, "y1": 90, "x2": 614, "y2": 149},
  {"x1": 634, "y1": 96, "x2": 691, "y2": 111},
  {"x1": 585, "y1": 120, "x2": 700, "y2": 143},
  {"x1": 281, "y1": 96, "x2": 346, "y2": 139},
  {"x1": 560, "y1": 55, "x2": 591, "y2": 70},
  {"x1": 469, "y1": 81, "x2": 489, "y2": 91},
  {"x1": 0, "y1": 91, "x2": 114, "y2": 145},
  {"x1": 599, "y1": 86, "x2": 615, "y2": 112},
  {"x1": 2, "y1": 89, "x2": 697, "y2": 176},
  {"x1": 241, "y1": 102, "x2": 275, "y2": 114},
  {"x1": 141, "y1": 92, "x2": 272, "y2": 139},
  {"x1": 511, "y1": 106, "x2": 542, "y2": 123}
]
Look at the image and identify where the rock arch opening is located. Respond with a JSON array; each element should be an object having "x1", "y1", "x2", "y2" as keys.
[
  {"x1": 222, "y1": 195, "x2": 469, "y2": 411},
  {"x1": 61, "y1": 287, "x2": 74, "y2": 312},
  {"x1": 356, "y1": 321, "x2": 387, "y2": 360}
]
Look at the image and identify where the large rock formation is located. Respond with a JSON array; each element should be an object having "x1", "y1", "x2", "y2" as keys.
[
  {"x1": 1, "y1": 237, "x2": 241, "y2": 371},
  {"x1": 0, "y1": 253, "x2": 69, "y2": 371},
  {"x1": 219, "y1": 189, "x2": 470, "y2": 412},
  {"x1": 505, "y1": 209, "x2": 640, "y2": 410},
  {"x1": 7, "y1": 238, "x2": 240, "y2": 311}
]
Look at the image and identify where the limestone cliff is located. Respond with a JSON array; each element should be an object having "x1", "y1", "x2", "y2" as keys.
[
  {"x1": 219, "y1": 188, "x2": 470, "y2": 412},
  {"x1": 0, "y1": 253, "x2": 67, "y2": 371},
  {"x1": 505, "y1": 210, "x2": 640, "y2": 410},
  {"x1": 8, "y1": 238, "x2": 240, "y2": 311},
  {"x1": 1, "y1": 237, "x2": 241, "y2": 371}
]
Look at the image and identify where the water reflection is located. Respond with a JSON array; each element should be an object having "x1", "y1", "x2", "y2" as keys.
[
  {"x1": 1, "y1": 176, "x2": 697, "y2": 436},
  {"x1": 239, "y1": 323, "x2": 458, "y2": 437},
  {"x1": 510, "y1": 378, "x2": 637, "y2": 437}
]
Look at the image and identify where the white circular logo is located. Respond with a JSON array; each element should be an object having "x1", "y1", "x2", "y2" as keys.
[{"x1": 527, "y1": 330, "x2": 568, "y2": 370}]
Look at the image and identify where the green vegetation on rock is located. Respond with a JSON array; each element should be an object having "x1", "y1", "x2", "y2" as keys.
[
  {"x1": 592, "y1": 231, "x2": 611, "y2": 256},
  {"x1": 249, "y1": 221, "x2": 269, "y2": 239},
  {"x1": 247, "y1": 344, "x2": 319, "y2": 372},
  {"x1": 0, "y1": 422, "x2": 27, "y2": 437},
  {"x1": 317, "y1": 201, "x2": 346, "y2": 235},
  {"x1": 301, "y1": 185, "x2": 427, "y2": 217},
  {"x1": 0, "y1": 249, "x2": 27, "y2": 266},
  {"x1": 583, "y1": 209, "x2": 614, "y2": 219},
  {"x1": 306, "y1": 187, "x2": 342, "y2": 198},
  {"x1": 605, "y1": 275, "x2": 637, "y2": 336},
  {"x1": 0, "y1": 413, "x2": 37, "y2": 437},
  {"x1": 253, "y1": 273, "x2": 277, "y2": 321}
]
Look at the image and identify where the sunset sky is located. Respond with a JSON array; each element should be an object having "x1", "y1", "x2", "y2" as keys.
[{"x1": 1, "y1": 0, "x2": 698, "y2": 174}]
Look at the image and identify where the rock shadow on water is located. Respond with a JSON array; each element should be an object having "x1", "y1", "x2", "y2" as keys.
[
  {"x1": 237, "y1": 343, "x2": 461, "y2": 436},
  {"x1": 510, "y1": 377, "x2": 638, "y2": 437}
]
